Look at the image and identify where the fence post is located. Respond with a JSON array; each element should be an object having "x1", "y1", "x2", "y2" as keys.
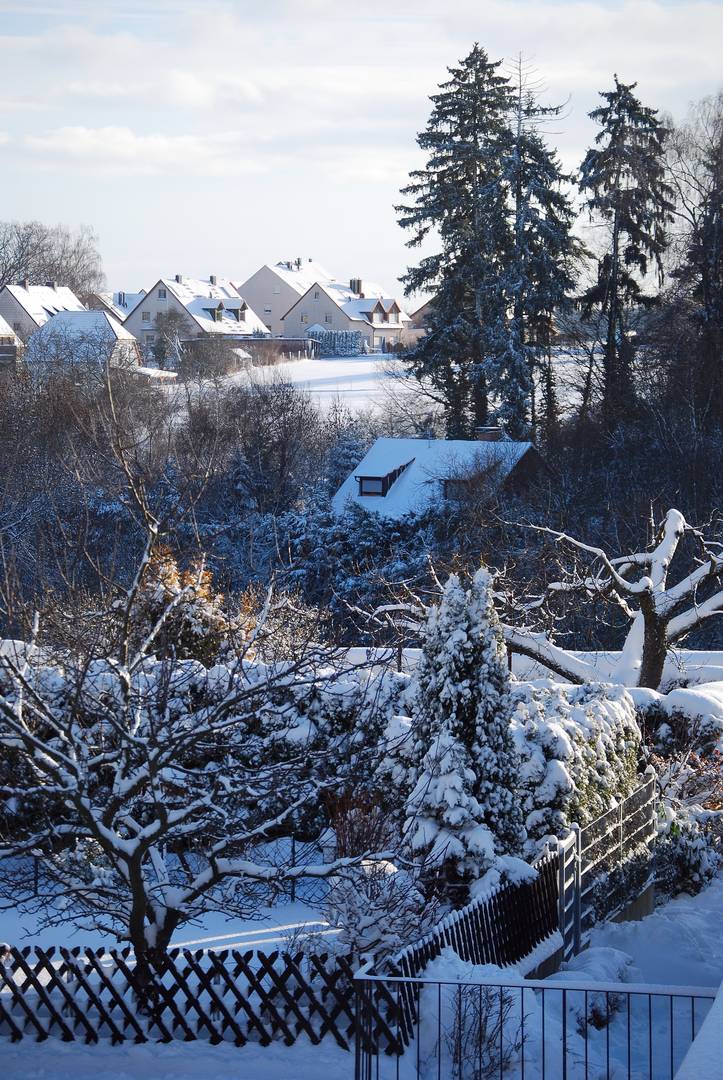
[
  {"x1": 558, "y1": 838, "x2": 567, "y2": 953},
  {"x1": 619, "y1": 801, "x2": 624, "y2": 867},
  {"x1": 572, "y1": 824, "x2": 582, "y2": 956}
]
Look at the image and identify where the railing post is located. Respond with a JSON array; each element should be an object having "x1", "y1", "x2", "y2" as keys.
[{"x1": 619, "y1": 801, "x2": 624, "y2": 867}]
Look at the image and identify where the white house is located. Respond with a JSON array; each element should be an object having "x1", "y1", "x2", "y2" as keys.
[
  {"x1": 0, "y1": 282, "x2": 86, "y2": 343},
  {"x1": 123, "y1": 275, "x2": 268, "y2": 356},
  {"x1": 236, "y1": 259, "x2": 334, "y2": 337},
  {"x1": 332, "y1": 434, "x2": 543, "y2": 519},
  {"x1": 281, "y1": 279, "x2": 410, "y2": 350},
  {"x1": 23, "y1": 310, "x2": 141, "y2": 368}
]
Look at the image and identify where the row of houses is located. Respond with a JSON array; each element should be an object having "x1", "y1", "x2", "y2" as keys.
[{"x1": 0, "y1": 259, "x2": 424, "y2": 369}]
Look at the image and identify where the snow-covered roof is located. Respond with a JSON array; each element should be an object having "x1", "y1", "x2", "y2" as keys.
[
  {"x1": 138, "y1": 276, "x2": 269, "y2": 337},
  {"x1": 332, "y1": 437, "x2": 535, "y2": 519},
  {"x1": 3, "y1": 283, "x2": 85, "y2": 326},
  {"x1": 98, "y1": 290, "x2": 146, "y2": 319},
  {"x1": 25, "y1": 310, "x2": 139, "y2": 364},
  {"x1": 341, "y1": 297, "x2": 411, "y2": 324},
  {"x1": 263, "y1": 260, "x2": 334, "y2": 294}
]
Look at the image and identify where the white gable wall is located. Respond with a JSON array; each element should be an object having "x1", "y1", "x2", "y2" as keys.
[
  {"x1": 123, "y1": 281, "x2": 193, "y2": 356},
  {"x1": 281, "y1": 284, "x2": 371, "y2": 344},
  {"x1": 0, "y1": 290, "x2": 37, "y2": 343}
]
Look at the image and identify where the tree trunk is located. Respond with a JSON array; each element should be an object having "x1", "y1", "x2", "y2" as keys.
[{"x1": 638, "y1": 602, "x2": 668, "y2": 690}]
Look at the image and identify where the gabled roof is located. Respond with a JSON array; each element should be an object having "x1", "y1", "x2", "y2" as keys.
[
  {"x1": 127, "y1": 277, "x2": 268, "y2": 337},
  {"x1": 95, "y1": 290, "x2": 146, "y2": 320},
  {"x1": 340, "y1": 297, "x2": 411, "y2": 324},
  {"x1": 280, "y1": 279, "x2": 407, "y2": 323},
  {"x1": 3, "y1": 283, "x2": 85, "y2": 326},
  {"x1": 332, "y1": 437, "x2": 535, "y2": 519},
  {"x1": 246, "y1": 260, "x2": 335, "y2": 296},
  {"x1": 24, "y1": 309, "x2": 139, "y2": 364}
]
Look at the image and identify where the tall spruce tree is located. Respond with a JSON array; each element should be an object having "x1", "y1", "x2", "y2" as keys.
[
  {"x1": 579, "y1": 76, "x2": 674, "y2": 421},
  {"x1": 489, "y1": 63, "x2": 580, "y2": 437},
  {"x1": 397, "y1": 44, "x2": 514, "y2": 437},
  {"x1": 404, "y1": 570, "x2": 525, "y2": 902},
  {"x1": 398, "y1": 46, "x2": 578, "y2": 438}
]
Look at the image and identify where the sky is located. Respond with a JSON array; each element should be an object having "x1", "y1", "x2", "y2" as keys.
[{"x1": 0, "y1": 0, "x2": 720, "y2": 298}]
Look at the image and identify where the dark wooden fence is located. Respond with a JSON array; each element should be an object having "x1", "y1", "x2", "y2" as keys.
[
  {"x1": 0, "y1": 945, "x2": 383, "y2": 1049},
  {"x1": 0, "y1": 781, "x2": 657, "y2": 1051}
]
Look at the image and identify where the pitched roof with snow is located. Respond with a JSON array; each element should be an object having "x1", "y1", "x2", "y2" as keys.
[
  {"x1": 25, "y1": 310, "x2": 139, "y2": 364},
  {"x1": 4, "y1": 283, "x2": 85, "y2": 326},
  {"x1": 332, "y1": 437, "x2": 535, "y2": 519},
  {"x1": 262, "y1": 260, "x2": 334, "y2": 295},
  {"x1": 96, "y1": 290, "x2": 146, "y2": 320},
  {"x1": 136, "y1": 276, "x2": 269, "y2": 337},
  {"x1": 340, "y1": 297, "x2": 411, "y2": 324},
  {"x1": 282, "y1": 280, "x2": 409, "y2": 323}
]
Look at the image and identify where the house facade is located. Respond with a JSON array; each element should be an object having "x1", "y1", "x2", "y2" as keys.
[
  {"x1": 236, "y1": 259, "x2": 334, "y2": 337},
  {"x1": 122, "y1": 275, "x2": 268, "y2": 357},
  {"x1": 0, "y1": 282, "x2": 86, "y2": 343},
  {"x1": 281, "y1": 279, "x2": 410, "y2": 350}
]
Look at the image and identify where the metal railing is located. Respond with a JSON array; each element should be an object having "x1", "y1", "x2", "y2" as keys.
[{"x1": 354, "y1": 968, "x2": 716, "y2": 1080}]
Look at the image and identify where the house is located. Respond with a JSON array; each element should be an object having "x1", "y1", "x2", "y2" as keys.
[
  {"x1": 0, "y1": 281, "x2": 85, "y2": 343},
  {"x1": 122, "y1": 275, "x2": 268, "y2": 356},
  {"x1": 0, "y1": 314, "x2": 21, "y2": 366},
  {"x1": 23, "y1": 310, "x2": 141, "y2": 368},
  {"x1": 87, "y1": 290, "x2": 147, "y2": 322},
  {"x1": 332, "y1": 432, "x2": 545, "y2": 519},
  {"x1": 281, "y1": 278, "x2": 411, "y2": 351},
  {"x1": 236, "y1": 259, "x2": 334, "y2": 337}
]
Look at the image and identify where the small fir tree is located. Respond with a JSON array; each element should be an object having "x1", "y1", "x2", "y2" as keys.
[{"x1": 404, "y1": 570, "x2": 525, "y2": 901}]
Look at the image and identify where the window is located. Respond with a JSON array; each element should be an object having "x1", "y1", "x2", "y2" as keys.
[
  {"x1": 314, "y1": 290, "x2": 320, "y2": 300},
  {"x1": 264, "y1": 306, "x2": 272, "y2": 314},
  {"x1": 273, "y1": 285, "x2": 281, "y2": 295},
  {"x1": 141, "y1": 310, "x2": 150, "y2": 322},
  {"x1": 158, "y1": 287, "x2": 167, "y2": 299},
  {"x1": 300, "y1": 313, "x2": 308, "y2": 324},
  {"x1": 13, "y1": 322, "x2": 21, "y2": 333},
  {"x1": 144, "y1": 333, "x2": 155, "y2": 344},
  {"x1": 359, "y1": 478, "x2": 384, "y2": 496},
  {"x1": 324, "y1": 314, "x2": 332, "y2": 324}
]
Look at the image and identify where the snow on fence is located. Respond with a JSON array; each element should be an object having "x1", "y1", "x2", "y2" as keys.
[
  {"x1": 0, "y1": 781, "x2": 658, "y2": 1053},
  {"x1": 0, "y1": 946, "x2": 380, "y2": 1049},
  {"x1": 557, "y1": 772, "x2": 657, "y2": 960}
]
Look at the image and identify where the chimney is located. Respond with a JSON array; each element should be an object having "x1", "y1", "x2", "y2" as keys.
[
  {"x1": 349, "y1": 277, "x2": 363, "y2": 295},
  {"x1": 20, "y1": 278, "x2": 29, "y2": 290},
  {"x1": 209, "y1": 274, "x2": 217, "y2": 286},
  {"x1": 475, "y1": 426, "x2": 504, "y2": 442},
  {"x1": 175, "y1": 274, "x2": 183, "y2": 284},
  {"x1": 45, "y1": 280, "x2": 57, "y2": 290}
]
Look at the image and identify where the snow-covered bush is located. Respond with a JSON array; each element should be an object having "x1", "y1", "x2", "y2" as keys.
[
  {"x1": 402, "y1": 569, "x2": 526, "y2": 902},
  {"x1": 325, "y1": 861, "x2": 439, "y2": 962},
  {"x1": 510, "y1": 680, "x2": 641, "y2": 853},
  {"x1": 655, "y1": 810, "x2": 721, "y2": 897}
]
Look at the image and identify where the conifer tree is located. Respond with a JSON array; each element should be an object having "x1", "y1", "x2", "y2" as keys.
[
  {"x1": 579, "y1": 76, "x2": 674, "y2": 421},
  {"x1": 491, "y1": 62, "x2": 580, "y2": 438},
  {"x1": 404, "y1": 570, "x2": 525, "y2": 901},
  {"x1": 397, "y1": 44, "x2": 514, "y2": 436}
]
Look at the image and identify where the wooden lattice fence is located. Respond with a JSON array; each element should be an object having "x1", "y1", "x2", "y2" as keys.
[{"x1": 0, "y1": 945, "x2": 401, "y2": 1050}]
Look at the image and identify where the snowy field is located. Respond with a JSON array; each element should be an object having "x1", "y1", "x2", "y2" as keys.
[{"x1": 235, "y1": 353, "x2": 408, "y2": 412}]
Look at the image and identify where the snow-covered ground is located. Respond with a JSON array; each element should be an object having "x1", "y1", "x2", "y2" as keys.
[
  {"x1": 0, "y1": 1036, "x2": 351, "y2": 1080},
  {"x1": 237, "y1": 353, "x2": 408, "y2": 411},
  {"x1": 586, "y1": 874, "x2": 723, "y2": 988}
]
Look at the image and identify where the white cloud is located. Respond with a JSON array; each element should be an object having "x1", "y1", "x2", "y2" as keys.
[{"x1": 23, "y1": 126, "x2": 271, "y2": 176}]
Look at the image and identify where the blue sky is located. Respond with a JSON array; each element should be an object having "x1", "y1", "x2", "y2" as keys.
[{"x1": 0, "y1": 0, "x2": 720, "y2": 296}]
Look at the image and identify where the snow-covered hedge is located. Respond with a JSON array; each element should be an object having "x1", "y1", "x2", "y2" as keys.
[{"x1": 510, "y1": 680, "x2": 641, "y2": 853}]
